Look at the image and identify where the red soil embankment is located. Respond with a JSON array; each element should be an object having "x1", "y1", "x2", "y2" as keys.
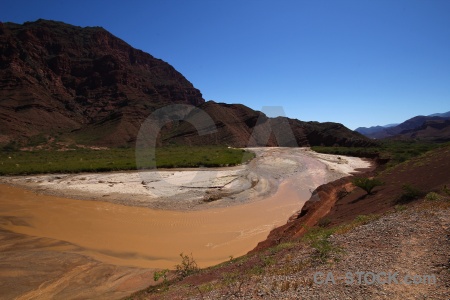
[
  {"x1": 253, "y1": 144, "x2": 450, "y2": 252},
  {"x1": 251, "y1": 176, "x2": 354, "y2": 252}
]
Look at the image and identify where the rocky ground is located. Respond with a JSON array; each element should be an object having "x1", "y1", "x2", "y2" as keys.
[{"x1": 130, "y1": 199, "x2": 450, "y2": 300}]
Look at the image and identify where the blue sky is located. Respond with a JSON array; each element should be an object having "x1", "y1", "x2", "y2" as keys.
[{"x1": 1, "y1": 0, "x2": 449, "y2": 129}]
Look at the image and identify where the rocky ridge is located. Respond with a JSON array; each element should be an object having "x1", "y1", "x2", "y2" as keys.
[
  {"x1": 356, "y1": 112, "x2": 450, "y2": 141},
  {"x1": 0, "y1": 19, "x2": 373, "y2": 148}
]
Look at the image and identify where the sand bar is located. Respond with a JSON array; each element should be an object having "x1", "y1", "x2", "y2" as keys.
[{"x1": 1, "y1": 147, "x2": 371, "y2": 211}]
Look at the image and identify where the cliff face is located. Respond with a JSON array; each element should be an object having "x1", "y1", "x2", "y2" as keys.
[
  {"x1": 0, "y1": 20, "x2": 374, "y2": 148},
  {"x1": 0, "y1": 19, "x2": 204, "y2": 146}
]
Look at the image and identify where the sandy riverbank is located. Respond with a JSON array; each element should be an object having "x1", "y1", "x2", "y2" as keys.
[
  {"x1": 0, "y1": 147, "x2": 371, "y2": 299},
  {"x1": 0, "y1": 147, "x2": 371, "y2": 210}
]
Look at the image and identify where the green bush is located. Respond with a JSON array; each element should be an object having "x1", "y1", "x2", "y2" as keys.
[
  {"x1": 317, "y1": 217, "x2": 332, "y2": 227},
  {"x1": 302, "y1": 227, "x2": 339, "y2": 263},
  {"x1": 175, "y1": 253, "x2": 199, "y2": 279},
  {"x1": 352, "y1": 177, "x2": 383, "y2": 195},
  {"x1": 153, "y1": 269, "x2": 169, "y2": 284},
  {"x1": 443, "y1": 185, "x2": 450, "y2": 196},
  {"x1": 394, "y1": 204, "x2": 407, "y2": 212},
  {"x1": 396, "y1": 184, "x2": 426, "y2": 204},
  {"x1": 425, "y1": 192, "x2": 442, "y2": 201}
]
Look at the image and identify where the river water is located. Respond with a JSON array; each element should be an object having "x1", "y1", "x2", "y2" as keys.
[{"x1": 0, "y1": 180, "x2": 308, "y2": 269}]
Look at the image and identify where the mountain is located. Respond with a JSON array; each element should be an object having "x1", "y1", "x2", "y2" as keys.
[
  {"x1": 382, "y1": 123, "x2": 399, "y2": 128},
  {"x1": 393, "y1": 119, "x2": 450, "y2": 142},
  {"x1": 0, "y1": 19, "x2": 204, "y2": 147},
  {"x1": 353, "y1": 125, "x2": 386, "y2": 137},
  {"x1": 355, "y1": 112, "x2": 450, "y2": 140},
  {"x1": 0, "y1": 20, "x2": 373, "y2": 148},
  {"x1": 429, "y1": 111, "x2": 450, "y2": 118},
  {"x1": 157, "y1": 101, "x2": 373, "y2": 147}
]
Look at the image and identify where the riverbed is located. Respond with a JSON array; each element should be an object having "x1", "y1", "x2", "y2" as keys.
[{"x1": 0, "y1": 147, "x2": 371, "y2": 299}]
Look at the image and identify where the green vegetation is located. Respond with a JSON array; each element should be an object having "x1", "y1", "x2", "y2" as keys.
[
  {"x1": 312, "y1": 140, "x2": 447, "y2": 168},
  {"x1": 268, "y1": 241, "x2": 297, "y2": 255},
  {"x1": 0, "y1": 146, "x2": 255, "y2": 175},
  {"x1": 221, "y1": 271, "x2": 245, "y2": 294},
  {"x1": 311, "y1": 145, "x2": 379, "y2": 158},
  {"x1": 129, "y1": 195, "x2": 450, "y2": 299},
  {"x1": 126, "y1": 253, "x2": 199, "y2": 299},
  {"x1": 153, "y1": 269, "x2": 169, "y2": 284},
  {"x1": 396, "y1": 184, "x2": 426, "y2": 204},
  {"x1": 352, "y1": 177, "x2": 384, "y2": 195},
  {"x1": 443, "y1": 185, "x2": 450, "y2": 196},
  {"x1": 423, "y1": 189, "x2": 450, "y2": 203},
  {"x1": 394, "y1": 204, "x2": 408, "y2": 212},
  {"x1": 302, "y1": 226, "x2": 339, "y2": 263},
  {"x1": 175, "y1": 253, "x2": 199, "y2": 279},
  {"x1": 317, "y1": 217, "x2": 332, "y2": 227},
  {"x1": 425, "y1": 192, "x2": 442, "y2": 201}
]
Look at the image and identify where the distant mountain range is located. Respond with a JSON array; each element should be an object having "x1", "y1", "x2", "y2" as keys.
[
  {"x1": 429, "y1": 112, "x2": 450, "y2": 118},
  {"x1": 0, "y1": 19, "x2": 373, "y2": 149},
  {"x1": 355, "y1": 112, "x2": 450, "y2": 141}
]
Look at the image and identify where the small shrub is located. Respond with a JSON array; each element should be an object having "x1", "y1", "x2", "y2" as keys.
[
  {"x1": 175, "y1": 253, "x2": 199, "y2": 279},
  {"x1": 269, "y1": 241, "x2": 296, "y2": 255},
  {"x1": 222, "y1": 271, "x2": 246, "y2": 297},
  {"x1": 153, "y1": 269, "x2": 169, "y2": 284},
  {"x1": 443, "y1": 185, "x2": 450, "y2": 196},
  {"x1": 352, "y1": 177, "x2": 383, "y2": 195},
  {"x1": 249, "y1": 264, "x2": 264, "y2": 275},
  {"x1": 311, "y1": 237, "x2": 336, "y2": 263},
  {"x1": 197, "y1": 282, "x2": 215, "y2": 295},
  {"x1": 425, "y1": 192, "x2": 442, "y2": 201},
  {"x1": 354, "y1": 215, "x2": 373, "y2": 223},
  {"x1": 394, "y1": 204, "x2": 407, "y2": 212},
  {"x1": 261, "y1": 255, "x2": 275, "y2": 267},
  {"x1": 396, "y1": 184, "x2": 425, "y2": 204},
  {"x1": 318, "y1": 217, "x2": 331, "y2": 227},
  {"x1": 302, "y1": 227, "x2": 339, "y2": 263},
  {"x1": 337, "y1": 188, "x2": 350, "y2": 199}
]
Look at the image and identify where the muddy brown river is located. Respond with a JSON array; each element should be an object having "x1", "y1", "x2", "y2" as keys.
[
  {"x1": 0, "y1": 149, "x2": 371, "y2": 298},
  {"x1": 0, "y1": 180, "x2": 307, "y2": 270}
]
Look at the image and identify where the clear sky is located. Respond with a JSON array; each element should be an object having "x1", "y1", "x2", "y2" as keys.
[{"x1": 1, "y1": 0, "x2": 449, "y2": 129}]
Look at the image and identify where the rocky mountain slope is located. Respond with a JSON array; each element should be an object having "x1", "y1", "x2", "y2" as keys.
[
  {"x1": 0, "y1": 20, "x2": 372, "y2": 148},
  {"x1": 0, "y1": 19, "x2": 203, "y2": 146},
  {"x1": 356, "y1": 112, "x2": 450, "y2": 141},
  {"x1": 396, "y1": 118, "x2": 450, "y2": 142}
]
